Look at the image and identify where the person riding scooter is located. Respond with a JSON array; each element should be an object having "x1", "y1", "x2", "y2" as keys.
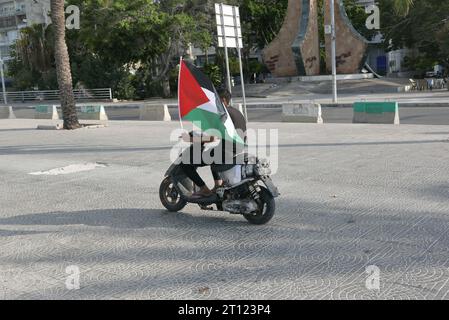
[{"x1": 179, "y1": 89, "x2": 247, "y2": 199}]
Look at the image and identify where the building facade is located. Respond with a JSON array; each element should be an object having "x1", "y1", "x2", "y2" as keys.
[{"x1": 0, "y1": 0, "x2": 50, "y2": 60}]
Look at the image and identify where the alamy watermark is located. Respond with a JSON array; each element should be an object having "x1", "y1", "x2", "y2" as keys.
[
  {"x1": 365, "y1": 4, "x2": 380, "y2": 30},
  {"x1": 65, "y1": 265, "x2": 80, "y2": 290},
  {"x1": 170, "y1": 126, "x2": 279, "y2": 174},
  {"x1": 365, "y1": 265, "x2": 381, "y2": 291},
  {"x1": 65, "y1": 5, "x2": 80, "y2": 30},
  {"x1": 169, "y1": 125, "x2": 279, "y2": 175}
]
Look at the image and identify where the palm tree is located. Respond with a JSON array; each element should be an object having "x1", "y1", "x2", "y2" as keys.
[
  {"x1": 50, "y1": 0, "x2": 80, "y2": 129},
  {"x1": 393, "y1": 0, "x2": 414, "y2": 17}
]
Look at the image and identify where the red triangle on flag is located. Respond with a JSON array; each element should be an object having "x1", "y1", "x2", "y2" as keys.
[{"x1": 179, "y1": 60, "x2": 210, "y2": 118}]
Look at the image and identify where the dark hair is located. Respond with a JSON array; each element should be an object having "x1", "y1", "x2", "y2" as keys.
[{"x1": 218, "y1": 88, "x2": 231, "y2": 105}]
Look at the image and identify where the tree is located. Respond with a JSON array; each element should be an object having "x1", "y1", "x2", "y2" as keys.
[
  {"x1": 50, "y1": 0, "x2": 80, "y2": 130},
  {"x1": 393, "y1": 0, "x2": 414, "y2": 16},
  {"x1": 238, "y1": 0, "x2": 288, "y2": 50},
  {"x1": 343, "y1": 0, "x2": 378, "y2": 40},
  {"x1": 8, "y1": 24, "x2": 57, "y2": 90},
  {"x1": 379, "y1": 0, "x2": 449, "y2": 74},
  {"x1": 71, "y1": 0, "x2": 211, "y2": 98}
]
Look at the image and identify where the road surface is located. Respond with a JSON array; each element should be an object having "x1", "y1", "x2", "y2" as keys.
[{"x1": 1, "y1": 119, "x2": 449, "y2": 299}]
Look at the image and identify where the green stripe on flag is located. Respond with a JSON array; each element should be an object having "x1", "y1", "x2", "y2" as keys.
[{"x1": 184, "y1": 108, "x2": 244, "y2": 145}]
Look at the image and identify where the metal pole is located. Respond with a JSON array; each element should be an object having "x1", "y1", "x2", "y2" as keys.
[
  {"x1": 330, "y1": 0, "x2": 338, "y2": 103},
  {"x1": 232, "y1": 6, "x2": 248, "y2": 121},
  {"x1": 237, "y1": 48, "x2": 248, "y2": 121},
  {"x1": 220, "y1": 3, "x2": 232, "y2": 95},
  {"x1": 0, "y1": 58, "x2": 7, "y2": 105}
]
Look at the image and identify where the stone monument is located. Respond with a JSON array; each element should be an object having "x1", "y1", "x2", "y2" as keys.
[
  {"x1": 263, "y1": 0, "x2": 320, "y2": 77},
  {"x1": 263, "y1": 0, "x2": 368, "y2": 77},
  {"x1": 324, "y1": 0, "x2": 368, "y2": 74}
]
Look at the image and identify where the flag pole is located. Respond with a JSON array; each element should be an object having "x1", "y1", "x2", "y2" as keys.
[{"x1": 177, "y1": 56, "x2": 184, "y2": 130}]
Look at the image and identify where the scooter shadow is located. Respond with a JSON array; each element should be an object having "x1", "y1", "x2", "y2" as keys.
[{"x1": 0, "y1": 208, "x2": 249, "y2": 230}]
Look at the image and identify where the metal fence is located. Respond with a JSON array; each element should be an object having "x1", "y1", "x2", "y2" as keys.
[{"x1": 0, "y1": 88, "x2": 113, "y2": 104}]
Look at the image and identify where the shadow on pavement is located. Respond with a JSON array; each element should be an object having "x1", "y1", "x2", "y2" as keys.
[
  {"x1": 3, "y1": 199, "x2": 449, "y2": 299},
  {"x1": 0, "y1": 145, "x2": 172, "y2": 155},
  {"x1": 0, "y1": 128, "x2": 37, "y2": 132},
  {"x1": 279, "y1": 139, "x2": 447, "y2": 148},
  {"x1": 0, "y1": 208, "x2": 248, "y2": 229},
  {"x1": 0, "y1": 229, "x2": 51, "y2": 237}
]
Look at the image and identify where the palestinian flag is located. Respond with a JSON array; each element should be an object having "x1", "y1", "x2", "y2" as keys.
[{"x1": 178, "y1": 59, "x2": 244, "y2": 145}]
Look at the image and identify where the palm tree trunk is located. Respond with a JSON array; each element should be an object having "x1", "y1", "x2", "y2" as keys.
[{"x1": 50, "y1": 0, "x2": 80, "y2": 129}]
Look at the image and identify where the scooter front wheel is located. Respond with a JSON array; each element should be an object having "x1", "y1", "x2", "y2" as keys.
[
  {"x1": 244, "y1": 187, "x2": 275, "y2": 225},
  {"x1": 159, "y1": 177, "x2": 187, "y2": 212}
]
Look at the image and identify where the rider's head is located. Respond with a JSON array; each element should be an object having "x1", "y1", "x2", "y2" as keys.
[{"x1": 218, "y1": 88, "x2": 231, "y2": 107}]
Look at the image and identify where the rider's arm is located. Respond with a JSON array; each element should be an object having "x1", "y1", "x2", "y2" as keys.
[{"x1": 181, "y1": 132, "x2": 217, "y2": 144}]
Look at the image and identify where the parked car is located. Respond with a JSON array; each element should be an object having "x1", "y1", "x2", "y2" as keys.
[{"x1": 425, "y1": 71, "x2": 442, "y2": 78}]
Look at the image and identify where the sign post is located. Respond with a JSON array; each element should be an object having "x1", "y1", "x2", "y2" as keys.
[
  {"x1": 232, "y1": 6, "x2": 248, "y2": 121},
  {"x1": 215, "y1": 3, "x2": 248, "y2": 121},
  {"x1": 217, "y1": 3, "x2": 232, "y2": 96}
]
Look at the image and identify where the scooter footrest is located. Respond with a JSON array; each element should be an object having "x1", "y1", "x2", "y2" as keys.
[{"x1": 186, "y1": 194, "x2": 218, "y2": 205}]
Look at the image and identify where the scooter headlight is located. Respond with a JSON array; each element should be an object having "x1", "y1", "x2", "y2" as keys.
[{"x1": 256, "y1": 159, "x2": 271, "y2": 176}]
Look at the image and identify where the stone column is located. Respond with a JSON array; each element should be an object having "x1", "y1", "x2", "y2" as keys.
[
  {"x1": 324, "y1": 0, "x2": 368, "y2": 74},
  {"x1": 292, "y1": 0, "x2": 320, "y2": 76},
  {"x1": 263, "y1": 0, "x2": 320, "y2": 77}
]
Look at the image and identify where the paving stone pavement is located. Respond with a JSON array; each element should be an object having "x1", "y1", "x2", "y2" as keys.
[{"x1": 1, "y1": 119, "x2": 449, "y2": 300}]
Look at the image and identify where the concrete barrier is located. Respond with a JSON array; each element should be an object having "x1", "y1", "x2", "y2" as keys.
[
  {"x1": 282, "y1": 103, "x2": 324, "y2": 123},
  {"x1": 397, "y1": 85, "x2": 412, "y2": 93},
  {"x1": 35, "y1": 105, "x2": 59, "y2": 120},
  {"x1": 0, "y1": 106, "x2": 15, "y2": 119},
  {"x1": 139, "y1": 104, "x2": 171, "y2": 121},
  {"x1": 353, "y1": 102, "x2": 400, "y2": 125},
  {"x1": 78, "y1": 105, "x2": 108, "y2": 121}
]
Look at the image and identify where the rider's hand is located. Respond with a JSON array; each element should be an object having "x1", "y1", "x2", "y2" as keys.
[
  {"x1": 179, "y1": 132, "x2": 218, "y2": 144},
  {"x1": 181, "y1": 133, "x2": 192, "y2": 143},
  {"x1": 203, "y1": 136, "x2": 219, "y2": 143}
]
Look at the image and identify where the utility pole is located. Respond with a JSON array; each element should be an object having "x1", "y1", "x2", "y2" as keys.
[{"x1": 330, "y1": 0, "x2": 338, "y2": 103}]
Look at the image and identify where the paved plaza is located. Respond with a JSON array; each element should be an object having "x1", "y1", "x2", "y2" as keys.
[{"x1": 1, "y1": 119, "x2": 449, "y2": 299}]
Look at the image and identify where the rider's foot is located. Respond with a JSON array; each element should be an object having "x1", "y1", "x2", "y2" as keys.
[
  {"x1": 211, "y1": 180, "x2": 224, "y2": 193},
  {"x1": 191, "y1": 186, "x2": 213, "y2": 199}
]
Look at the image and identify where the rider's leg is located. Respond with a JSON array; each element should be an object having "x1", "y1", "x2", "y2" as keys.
[
  {"x1": 180, "y1": 164, "x2": 205, "y2": 187},
  {"x1": 211, "y1": 167, "x2": 223, "y2": 192},
  {"x1": 208, "y1": 147, "x2": 224, "y2": 192},
  {"x1": 180, "y1": 164, "x2": 212, "y2": 197}
]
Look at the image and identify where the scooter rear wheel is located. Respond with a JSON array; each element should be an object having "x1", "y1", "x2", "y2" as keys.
[{"x1": 159, "y1": 177, "x2": 187, "y2": 212}]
